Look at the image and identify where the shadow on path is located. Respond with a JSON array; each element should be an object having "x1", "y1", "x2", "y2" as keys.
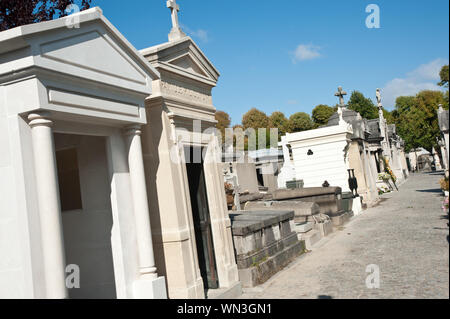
[
  {"x1": 425, "y1": 171, "x2": 445, "y2": 176},
  {"x1": 416, "y1": 188, "x2": 444, "y2": 194}
]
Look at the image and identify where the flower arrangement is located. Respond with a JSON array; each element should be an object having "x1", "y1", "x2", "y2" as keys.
[
  {"x1": 378, "y1": 173, "x2": 391, "y2": 182},
  {"x1": 224, "y1": 182, "x2": 235, "y2": 208},
  {"x1": 439, "y1": 178, "x2": 449, "y2": 192},
  {"x1": 442, "y1": 196, "x2": 449, "y2": 214},
  {"x1": 381, "y1": 156, "x2": 397, "y2": 183},
  {"x1": 377, "y1": 184, "x2": 391, "y2": 195}
]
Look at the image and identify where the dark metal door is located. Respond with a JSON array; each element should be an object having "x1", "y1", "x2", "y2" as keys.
[{"x1": 185, "y1": 146, "x2": 219, "y2": 290}]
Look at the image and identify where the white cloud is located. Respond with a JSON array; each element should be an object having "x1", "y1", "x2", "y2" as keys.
[
  {"x1": 190, "y1": 29, "x2": 208, "y2": 42},
  {"x1": 292, "y1": 44, "x2": 322, "y2": 63},
  {"x1": 181, "y1": 24, "x2": 209, "y2": 42},
  {"x1": 287, "y1": 99, "x2": 299, "y2": 105},
  {"x1": 406, "y1": 58, "x2": 446, "y2": 81},
  {"x1": 381, "y1": 58, "x2": 448, "y2": 109}
]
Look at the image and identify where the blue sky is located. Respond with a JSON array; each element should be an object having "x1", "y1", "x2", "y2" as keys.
[{"x1": 97, "y1": 0, "x2": 449, "y2": 125}]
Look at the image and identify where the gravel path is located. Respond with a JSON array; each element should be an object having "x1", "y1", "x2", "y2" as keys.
[{"x1": 240, "y1": 172, "x2": 449, "y2": 299}]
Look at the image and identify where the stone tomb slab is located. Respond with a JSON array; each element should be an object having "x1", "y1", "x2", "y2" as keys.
[{"x1": 229, "y1": 210, "x2": 305, "y2": 287}]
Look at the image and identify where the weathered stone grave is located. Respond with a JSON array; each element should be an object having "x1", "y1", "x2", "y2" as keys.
[{"x1": 229, "y1": 210, "x2": 305, "y2": 287}]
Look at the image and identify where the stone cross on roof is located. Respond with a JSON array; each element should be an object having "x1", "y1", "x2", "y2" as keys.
[
  {"x1": 334, "y1": 86, "x2": 347, "y2": 108},
  {"x1": 167, "y1": 0, "x2": 186, "y2": 42}
]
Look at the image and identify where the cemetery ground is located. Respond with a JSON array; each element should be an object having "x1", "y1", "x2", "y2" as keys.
[{"x1": 240, "y1": 172, "x2": 449, "y2": 299}]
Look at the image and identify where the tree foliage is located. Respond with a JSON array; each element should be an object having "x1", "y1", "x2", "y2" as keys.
[
  {"x1": 288, "y1": 112, "x2": 314, "y2": 133},
  {"x1": 312, "y1": 104, "x2": 336, "y2": 127},
  {"x1": 215, "y1": 110, "x2": 231, "y2": 143},
  {"x1": 347, "y1": 91, "x2": 378, "y2": 119},
  {"x1": 383, "y1": 109, "x2": 396, "y2": 124},
  {"x1": 269, "y1": 111, "x2": 289, "y2": 138},
  {"x1": 393, "y1": 90, "x2": 448, "y2": 152},
  {"x1": 0, "y1": 0, "x2": 92, "y2": 31},
  {"x1": 438, "y1": 65, "x2": 449, "y2": 88},
  {"x1": 242, "y1": 108, "x2": 270, "y2": 130},
  {"x1": 240, "y1": 108, "x2": 274, "y2": 150}
]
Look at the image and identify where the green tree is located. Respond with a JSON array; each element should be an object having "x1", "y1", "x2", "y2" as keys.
[
  {"x1": 347, "y1": 91, "x2": 378, "y2": 119},
  {"x1": 438, "y1": 65, "x2": 449, "y2": 105},
  {"x1": 269, "y1": 111, "x2": 289, "y2": 139},
  {"x1": 438, "y1": 65, "x2": 449, "y2": 88},
  {"x1": 395, "y1": 96, "x2": 416, "y2": 114},
  {"x1": 288, "y1": 112, "x2": 314, "y2": 133},
  {"x1": 312, "y1": 104, "x2": 335, "y2": 127},
  {"x1": 394, "y1": 90, "x2": 447, "y2": 152},
  {"x1": 383, "y1": 109, "x2": 395, "y2": 124}
]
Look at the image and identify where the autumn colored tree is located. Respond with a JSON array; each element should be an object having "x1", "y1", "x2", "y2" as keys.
[
  {"x1": 0, "y1": 0, "x2": 92, "y2": 31},
  {"x1": 241, "y1": 108, "x2": 278, "y2": 149},
  {"x1": 215, "y1": 110, "x2": 231, "y2": 143},
  {"x1": 269, "y1": 111, "x2": 289, "y2": 139},
  {"x1": 242, "y1": 108, "x2": 270, "y2": 130},
  {"x1": 347, "y1": 91, "x2": 378, "y2": 120},
  {"x1": 288, "y1": 112, "x2": 314, "y2": 133},
  {"x1": 231, "y1": 124, "x2": 246, "y2": 151},
  {"x1": 311, "y1": 104, "x2": 336, "y2": 127}
]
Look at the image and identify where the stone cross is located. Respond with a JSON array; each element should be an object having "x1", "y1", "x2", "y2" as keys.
[
  {"x1": 334, "y1": 86, "x2": 347, "y2": 108},
  {"x1": 167, "y1": 0, "x2": 186, "y2": 41},
  {"x1": 167, "y1": 0, "x2": 180, "y2": 29}
]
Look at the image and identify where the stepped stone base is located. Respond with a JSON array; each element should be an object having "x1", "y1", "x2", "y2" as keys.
[
  {"x1": 298, "y1": 229, "x2": 322, "y2": 250},
  {"x1": 315, "y1": 219, "x2": 334, "y2": 237},
  {"x1": 237, "y1": 240, "x2": 305, "y2": 288},
  {"x1": 331, "y1": 211, "x2": 354, "y2": 227}
]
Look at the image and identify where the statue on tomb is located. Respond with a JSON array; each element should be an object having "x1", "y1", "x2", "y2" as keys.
[{"x1": 376, "y1": 88, "x2": 383, "y2": 110}]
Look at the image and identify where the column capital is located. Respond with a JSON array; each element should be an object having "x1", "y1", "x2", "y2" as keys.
[
  {"x1": 28, "y1": 111, "x2": 53, "y2": 128},
  {"x1": 123, "y1": 124, "x2": 142, "y2": 137}
]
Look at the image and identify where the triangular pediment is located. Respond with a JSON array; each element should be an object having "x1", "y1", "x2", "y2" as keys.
[
  {"x1": 40, "y1": 30, "x2": 148, "y2": 84},
  {"x1": 0, "y1": 7, "x2": 160, "y2": 96},
  {"x1": 141, "y1": 37, "x2": 220, "y2": 85},
  {"x1": 168, "y1": 54, "x2": 209, "y2": 78}
]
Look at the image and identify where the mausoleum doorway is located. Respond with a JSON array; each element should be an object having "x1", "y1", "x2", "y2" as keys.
[
  {"x1": 185, "y1": 146, "x2": 219, "y2": 291},
  {"x1": 55, "y1": 133, "x2": 116, "y2": 299}
]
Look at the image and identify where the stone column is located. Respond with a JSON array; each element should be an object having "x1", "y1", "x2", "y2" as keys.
[
  {"x1": 124, "y1": 125, "x2": 157, "y2": 278},
  {"x1": 28, "y1": 112, "x2": 68, "y2": 299},
  {"x1": 124, "y1": 125, "x2": 167, "y2": 298}
]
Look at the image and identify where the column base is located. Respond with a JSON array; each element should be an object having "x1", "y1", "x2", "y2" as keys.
[{"x1": 133, "y1": 276, "x2": 167, "y2": 299}]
